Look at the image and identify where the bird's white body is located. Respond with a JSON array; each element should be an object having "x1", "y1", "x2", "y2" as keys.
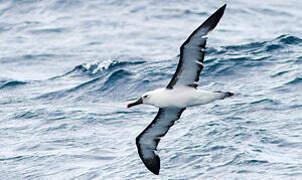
[{"x1": 143, "y1": 87, "x2": 224, "y2": 108}]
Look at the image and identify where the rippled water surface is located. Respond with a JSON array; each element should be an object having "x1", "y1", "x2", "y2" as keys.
[{"x1": 1, "y1": 0, "x2": 302, "y2": 179}]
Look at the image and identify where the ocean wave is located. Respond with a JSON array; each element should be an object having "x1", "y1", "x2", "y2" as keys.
[
  {"x1": 277, "y1": 34, "x2": 302, "y2": 45},
  {"x1": 22, "y1": 54, "x2": 57, "y2": 60},
  {"x1": 284, "y1": 77, "x2": 302, "y2": 86},
  {"x1": 98, "y1": 69, "x2": 132, "y2": 91},
  {"x1": 270, "y1": 70, "x2": 290, "y2": 78},
  {"x1": 203, "y1": 34, "x2": 301, "y2": 78},
  {"x1": 38, "y1": 68, "x2": 134, "y2": 101},
  {"x1": 250, "y1": 98, "x2": 280, "y2": 105},
  {"x1": 239, "y1": 159, "x2": 269, "y2": 165},
  {"x1": 51, "y1": 59, "x2": 145, "y2": 80},
  {"x1": 68, "y1": 68, "x2": 133, "y2": 97},
  {"x1": 29, "y1": 27, "x2": 68, "y2": 34},
  {"x1": 219, "y1": 34, "x2": 301, "y2": 55},
  {"x1": 273, "y1": 76, "x2": 302, "y2": 92},
  {"x1": 223, "y1": 41, "x2": 266, "y2": 53},
  {"x1": 36, "y1": 77, "x2": 104, "y2": 100},
  {"x1": 0, "y1": 80, "x2": 27, "y2": 89},
  {"x1": 74, "y1": 60, "x2": 120, "y2": 75},
  {"x1": 38, "y1": 57, "x2": 148, "y2": 101},
  {"x1": 35, "y1": 89, "x2": 66, "y2": 101}
]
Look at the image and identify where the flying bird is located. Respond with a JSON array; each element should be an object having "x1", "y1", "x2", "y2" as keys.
[{"x1": 127, "y1": 4, "x2": 232, "y2": 175}]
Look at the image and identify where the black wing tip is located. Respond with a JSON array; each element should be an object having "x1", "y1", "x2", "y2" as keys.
[
  {"x1": 136, "y1": 137, "x2": 161, "y2": 175},
  {"x1": 137, "y1": 151, "x2": 160, "y2": 175},
  {"x1": 143, "y1": 155, "x2": 160, "y2": 175},
  {"x1": 202, "y1": 4, "x2": 227, "y2": 33},
  {"x1": 218, "y1": 4, "x2": 227, "y2": 13}
]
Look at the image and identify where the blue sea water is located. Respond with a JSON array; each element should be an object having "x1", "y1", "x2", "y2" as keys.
[{"x1": 0, "y1": 0, "x2": 302, "y2": 179}]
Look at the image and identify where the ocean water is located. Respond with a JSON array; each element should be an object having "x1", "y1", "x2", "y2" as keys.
[{"x1": 1, "y1": 0, "x2": 302, "y2": 179}]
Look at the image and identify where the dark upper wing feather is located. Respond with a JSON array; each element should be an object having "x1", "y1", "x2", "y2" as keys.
[
  {"x1": 136, "y1": 107, "x2": 185, "y2": 175},
  {"x1": 167, "y1": 4, "x2": 226, "y2": 89}
]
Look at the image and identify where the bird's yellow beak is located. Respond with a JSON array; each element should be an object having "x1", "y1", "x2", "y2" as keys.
[{"x1": 127, "y1": 97, "x2": 143, "y2": 108}]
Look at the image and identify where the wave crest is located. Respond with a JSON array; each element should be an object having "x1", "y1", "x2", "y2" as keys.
[
  {"x1": 74, "y1": 60, "x2": 120, "y2": 75},
  {"x1": 0, "y1": 80, "x2": 27, "y2": 89},
  {"x1": 50, "y1": 59, "x2": 145, "y2": 80},
  {"x1": 220, "y1": 34, "x2": 302, "y2": 54}
]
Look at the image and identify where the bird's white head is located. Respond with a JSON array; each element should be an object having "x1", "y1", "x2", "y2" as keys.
[{"x1": 127, "y1": 91, "x2": 154, "y2": 108}]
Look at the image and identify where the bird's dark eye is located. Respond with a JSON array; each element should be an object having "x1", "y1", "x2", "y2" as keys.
[{"x1": 143, "y1": 95, "x2": 148, "y2": 98}]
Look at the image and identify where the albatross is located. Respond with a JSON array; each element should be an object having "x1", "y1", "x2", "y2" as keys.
[{"x1": 127, "y1": 4, "x2": 232, "y2": 175}]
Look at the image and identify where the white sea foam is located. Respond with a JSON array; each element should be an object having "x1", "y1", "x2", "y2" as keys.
[{"x1": 81, "y1": 60, "x2": 118, "y2": 74}]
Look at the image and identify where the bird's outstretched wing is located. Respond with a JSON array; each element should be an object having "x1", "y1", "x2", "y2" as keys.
[
  {"x1": 167, "y1": 4, "x2": 226, "y2": 89},
  {"x1": 136, "y1": 107, "x2": 186, "y2": 175}
]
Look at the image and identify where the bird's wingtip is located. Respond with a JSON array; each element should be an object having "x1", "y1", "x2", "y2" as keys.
[
  {"x1": 144, "y1": 156, "x2": 160, "y2": 175},
  {"x1": 221, "y1": 4, "x2": 227, "y2": 11},
  {"x1": 198, "y1": 3, "x2": 227, "y2": 35},
  {"x1": 137, "y1": 153, "x2": 160, "y2": 175},
  {"x1": 216, "y1": 4, "x2": 227, "y2": 13},
  {"x1": 136, "y1": 137, "x2": 161, "y2": 175},
  {"x1": 218, "y1": 4, "x2": 227, "y2": 14}
]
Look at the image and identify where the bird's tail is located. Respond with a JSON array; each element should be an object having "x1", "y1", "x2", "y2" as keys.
[{"x1": 215, "y1": 91, "x2": 234, "y2": 99}]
